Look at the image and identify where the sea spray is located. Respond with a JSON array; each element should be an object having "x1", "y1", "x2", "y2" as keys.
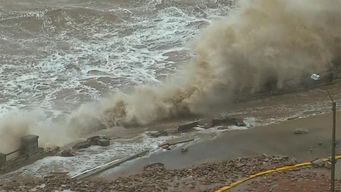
[
  {"x1": 0, "y1": 110, "x2": 75, "y2": 153},
  {"x1": 70, "y1": 0, "x2": 341, "y2": 130},
  {"x1": 1, "y1": 0, "x2": 341, "y2": 150},
  {"x1": 0, "y1": 111, "x2": 32, "y2": 153}
]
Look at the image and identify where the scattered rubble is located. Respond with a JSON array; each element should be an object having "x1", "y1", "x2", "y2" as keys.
[
  {"x1": 0, "y1": 155, "x2": 295, "y2": 192},
  {"x1": 240, "y1": 167, "x2": 339, "y2": 192}
]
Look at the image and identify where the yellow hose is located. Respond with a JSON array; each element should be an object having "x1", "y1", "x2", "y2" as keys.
[{"x1": 215, "y1": 155, "x2": 341, "y2": 192}]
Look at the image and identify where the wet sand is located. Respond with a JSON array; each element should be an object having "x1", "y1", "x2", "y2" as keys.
[{"x1": 98, "y1": 110, "x2": 341, "y2": 178}]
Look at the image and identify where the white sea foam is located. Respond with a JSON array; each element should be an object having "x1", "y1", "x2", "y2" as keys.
[
  {"x1": 0, "y1": 1, "x2": 229, "y2": 118},
  {"x1": 13, "y1": 134, "x2": 178, "y2": 177}
]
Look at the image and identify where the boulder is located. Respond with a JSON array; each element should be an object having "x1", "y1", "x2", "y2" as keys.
[
  {"x1": 210, "y1": 117, "x2": 246, "y2": 127},
  {"x1": 147, "y1": 131, "x2": 169, "y2": 138},
  {"x1": 178, "y1": 121, "x2": 199, "y2": 133},
  {"x1": 72, "y1": 136, "x2": 111, "y2": 149},
  {"x1": 72, "y1": 141, "x2": 91, "y2": 149},
  {"x1": 60, "y1": 149, "x2": 76, "y2": 157},
  {"x1": 96, "y1": 138, "x2": 110, "y2": 146},
  {"x1": 87, "y1": 136, "x2": 110, "y2": 147},
  {"x1": 159, "y1": 143, "x2": 171, "y2": 150}
]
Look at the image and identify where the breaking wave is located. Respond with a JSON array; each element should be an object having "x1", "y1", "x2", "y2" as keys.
[
  {"x1": 70, "y1": 0, "x2": 341, "y2": 131},
  {"x1": 1, "y1": 0, "x2": 341, "y2": 151}
]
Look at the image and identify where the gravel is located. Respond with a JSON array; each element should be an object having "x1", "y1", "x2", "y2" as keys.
[
  {"x1": 0, "y1": 155, "x2": 294, "y2": 192},
  {"x1": 7, "y1": 155, "x2": 340, "y2": 192}
]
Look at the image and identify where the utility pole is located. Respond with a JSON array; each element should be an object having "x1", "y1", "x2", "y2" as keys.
[
  {"x1": 326, "y1": 90, "x2": 336, "y2": 192},
  {"x1": 331, "y1": 100, "x2": 336, "y2": 192},
  {"x1": 311, "y1": 74, "x2": 337, "y2": 192}
]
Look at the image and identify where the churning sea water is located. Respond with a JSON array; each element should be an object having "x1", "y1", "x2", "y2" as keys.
[{"x1": 0, "y1": 0, "x2": 233, "y2": 117}]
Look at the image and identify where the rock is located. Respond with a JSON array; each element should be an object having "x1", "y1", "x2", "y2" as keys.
[
  {"x1": 261, "y1": 153, "x2": 268, "y2": 158},
  {"x1": 72, "y1": 136, "x2": 110, "y2": 150},
  {"x1": 159, "y1": 143, "x2": 171, "y2": 150},
  {"x1": 235, "y1": 121, "x2": 246, "y2": 127},
  {"x1": 181, "y1": 147, "x2": 188, "y2": 153},
  {"x1": 144, "y1": 163, "x2": 165, "y2": 171},
  {"x1": 72, "y1": 141, "x2": 91, "y2": 149},
  {"x1": 217, "y1": 126, "x2": 229, "y2": 130},
  {"x1": 44, "y1": 146, "x2": 60, "y2": 154},
  {"x1": 210, "y1": 117, "x2": 246, "y2": 127},
  {"x1": 235, "y1": 163, "x2": 246, "y2": 168},
  {"x1": 87, "y1": 136, "x2": 101, "y2": 144},
  {"x1": 287, "y1": 116, "x2": 299, "y2": 120},
  {"x1": 96, "y1": 138, "x2": 110, "y2": 146},
  {"x1": 311, "y1": 159, "x2": 326, "y2": 168},
  {"x1": 147, "y1": 131, "x2": 169, "y2": 138},
  {"x1": 60, "y1": 149, "x2": 75, "y2": 157},
  {"x1": 178, "y1": 121, "x2": 199, "y2": 132},
  {"x1": 87, "y1": 136, "x2": 110, "y2": 146},
  {"x1": 293, "y1": 128, "x2": 309, "y2": 135}
]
